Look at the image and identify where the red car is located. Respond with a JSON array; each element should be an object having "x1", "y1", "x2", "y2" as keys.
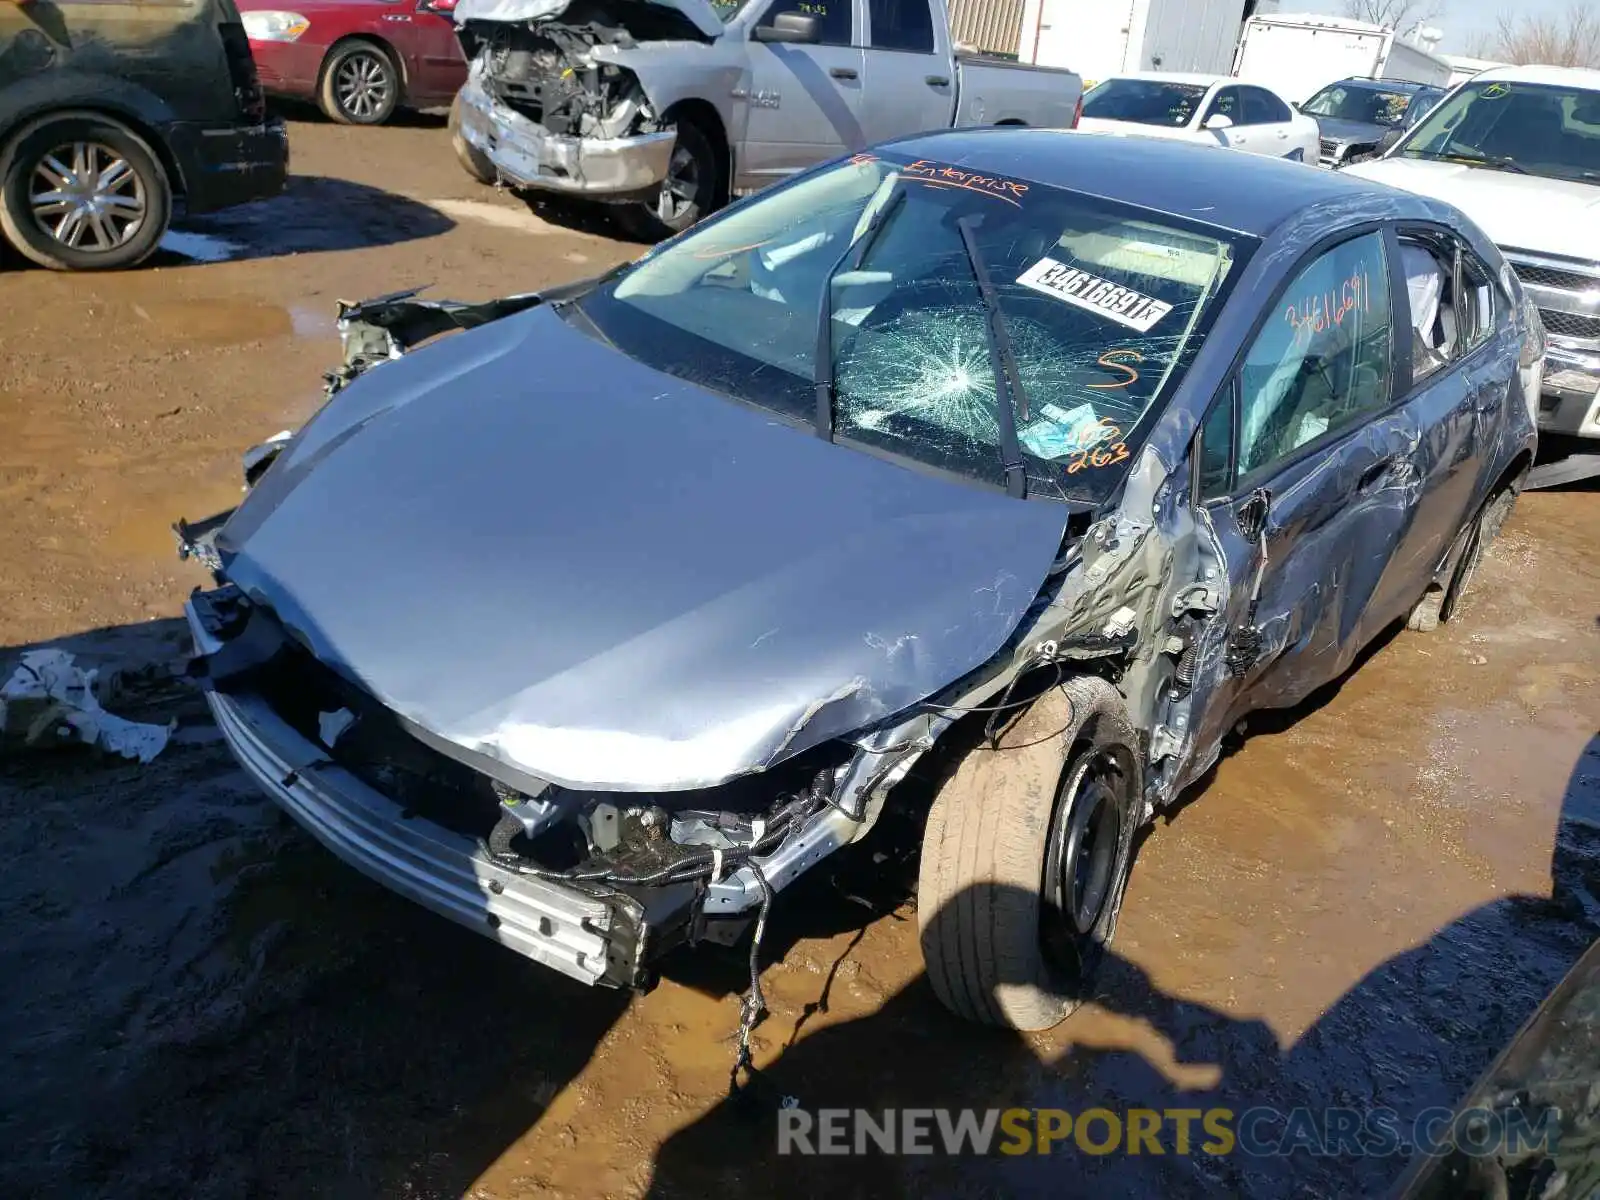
[{"x1": 239, "y1": 0, "x2": 468, "y2": 125}]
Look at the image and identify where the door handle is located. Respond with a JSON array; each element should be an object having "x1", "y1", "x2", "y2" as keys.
[
  {"x1": 1277, "y1": 130, "x2": 1289, "y2": 138},
  {"x1": 926, "y1": 74, "x2": 950, "y2": 86},
  {"x1": 829, "y1": 66, "x2": 858, "y2": 80},
  {"x1": 1357, "y1": 454, "x2": 1400, "y2": 493}
]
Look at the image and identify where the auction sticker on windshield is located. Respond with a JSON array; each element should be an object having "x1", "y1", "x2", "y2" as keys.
[{"x1": 1015, "y1": 258, "x2": 1173, "y2": 332}]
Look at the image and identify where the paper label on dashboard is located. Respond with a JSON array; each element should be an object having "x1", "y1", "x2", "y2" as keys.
[{"x1": 1015, "y1": 257, "x2": 1173, "y2": 332}]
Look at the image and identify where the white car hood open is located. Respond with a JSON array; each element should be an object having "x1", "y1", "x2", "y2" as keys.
[
  {"x1": 1342, "y1": 157, "x2": 1600, "y2": 262},
  {"x1": 453, "y1": 0, "x2": 725, "y2": 38}
]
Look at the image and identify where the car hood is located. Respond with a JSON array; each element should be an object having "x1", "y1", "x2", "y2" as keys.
[
  {"x1": 215, "y1": 305, "x2": 1071, "y2": 793},
  {"x1": 1341, "y1": 156, "x2": 1600, "y2": 261},
  {"x1": 1312, "y1": 116, "x2": 1386, "y2": 145},
  {"x1": 452, "y1": 0, "x2": 724, "y2": 39}
]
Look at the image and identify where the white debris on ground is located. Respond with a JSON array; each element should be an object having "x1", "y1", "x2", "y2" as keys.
[{"x1": 0, "y1": 650, "x2": 174, "y2": 763}]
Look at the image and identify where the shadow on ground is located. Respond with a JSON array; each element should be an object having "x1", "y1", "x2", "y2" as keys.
[
  {"x1": 150, "y1": 174, "x2": 456, "y2": 268},
  {"x1": 645, "y1": 735, "x2": 1600, "y2": 1199}
]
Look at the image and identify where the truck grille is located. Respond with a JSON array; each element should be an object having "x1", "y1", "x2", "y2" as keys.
[
  {"x1": 1540, "y1": 311, "x2": 1600, "y2": 340},
  {"x1": 1506, "y1": 251, "x2": 1600, "y2": 348},
  {"x1": 1512, "y1": 264, "x2": 1600, "y2": 293},
  {"x1": 1318, "y1": 139, "x2": 1339, "y2": 166}
]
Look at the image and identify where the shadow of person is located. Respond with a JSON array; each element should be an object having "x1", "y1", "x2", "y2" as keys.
[{"x1": 645, "y1": 734, "x2": 1600, "y2": 1199}]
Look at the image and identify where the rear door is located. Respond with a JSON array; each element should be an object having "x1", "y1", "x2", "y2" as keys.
[
  {"x1": 1185, "y1": 226, "x2": 1412, "y2": 756},
  {"x1": 1239, "y1": 84, "x2": 1299, "y2": 158},
  {"x1": 1369, "y1": 225, "x2": 1511, "y2": 622},
  {"x1": 741, "y1": 0, "x2": 867, "y2": 186},
  {"x1": 405, "y1": 0, "x2": 468, "y2": 102},
  {"x1": 856, "y1": 0, "x2": 952, "y2": 144}
]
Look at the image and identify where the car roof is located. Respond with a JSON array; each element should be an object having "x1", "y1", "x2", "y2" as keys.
[
  {"x1": 878, "y1": 127, "x2": 1419, "y2": 238},
  {"x1": 1325, "y1": 77, "x2": 1432, "y2": 93},
  {"x1": 1103, "y1": 71, "x2": 1229, "y2": 87},
  {"x1": 1475, "y1": 63, "x2": 1600, "y2": 90}
]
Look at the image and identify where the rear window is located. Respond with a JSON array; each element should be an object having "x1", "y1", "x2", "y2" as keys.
[{"x1": 573, "y1": 151, "x2": 1253, "y2": 503}]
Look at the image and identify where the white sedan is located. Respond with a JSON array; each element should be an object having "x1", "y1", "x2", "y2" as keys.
[{"x1": 1076, "y1": 73, "x2": 1321, "y2": 164}]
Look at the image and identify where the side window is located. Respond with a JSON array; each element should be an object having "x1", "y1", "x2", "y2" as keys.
[
  {"x1": 1207, "y1": 87, "x2": 1241, "y2": 124},
  {"x1": 1197, "y1": 388, "x2": 1236, "y2": 501},
  {"x1": 1398, "y1": 231, "x2": 1498, "y2": 382},
  {"x1": 868, "y1": 0, "x2": 933, "y2": 52},
  {"x1": 758, "y1": 0, "x2": 853, "y2": 46},
  {"x1": 1243, "y1": 87, "x2": 1290, "y2": 125},
  {"x1": 1458, "y1": 247, "x2": 1497, "y2": 352},
  {"x1": 1237, "y1": 231, "x2": 1394, "y2": 480}
]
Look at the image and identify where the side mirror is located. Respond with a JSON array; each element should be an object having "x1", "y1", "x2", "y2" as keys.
[
  {"x1": 1377, "y1": 127, "x2": 1404, "y2": 153},
  {"x1": 1204, "y1": 113, "x2": 1234, "y2": 131},
  {"x1": 753, "y1": 11, "x2": 820, "y2": 42}
]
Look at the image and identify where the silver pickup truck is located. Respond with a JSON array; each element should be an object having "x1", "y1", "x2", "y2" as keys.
[{"x1": 449, "y1": 0, "x2": 1082, "y2": 237}]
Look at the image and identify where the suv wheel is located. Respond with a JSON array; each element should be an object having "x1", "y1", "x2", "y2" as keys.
[
  {"x1": 0, "y1": 113, "x2": 171, "y2": 271},
  {"x1": 320, "y1": 42, "x2": 400, "y2": 125},
  {"x1": 918, "y1": 677, "x2": 1141, "y2": 1030}
]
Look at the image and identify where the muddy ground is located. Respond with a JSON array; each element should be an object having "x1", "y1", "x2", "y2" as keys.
[{"x1": 1, "y1": 112, "x2": 1597, "y2": 1199}]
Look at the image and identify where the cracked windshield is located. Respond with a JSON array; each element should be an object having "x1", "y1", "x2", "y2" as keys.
[
  {"x1": 574, "y1": 151, "x2": 1246, "y2": 501},
  {"x1": 1401, "y1": 78, "x2": 1600, "y2": 182}
]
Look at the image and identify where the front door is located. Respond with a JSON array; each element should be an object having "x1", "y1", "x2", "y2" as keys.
[
  {"x1": 1184, "y1": 227, "x2": 1413, "y2": 763},
  {"x1": 740, "y1": 0, "x2": 866, "y2": 189},
  {"x1": 856, "y1": 0, "x2": 952, "y2": 146}
]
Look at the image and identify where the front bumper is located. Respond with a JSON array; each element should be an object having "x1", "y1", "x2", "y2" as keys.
[
  {"x1": 185, "y1": 597, "x2": 641, "y2": 986},
  {"x1": 166, "y1": 118, "x2": 290, "y2": 215},
  {"x1": 1539, "y1": 338, "x2": 1600, "y2": 438},
  {"x1": 454, "y1": 75, "x2": 674, "y2": 196}
]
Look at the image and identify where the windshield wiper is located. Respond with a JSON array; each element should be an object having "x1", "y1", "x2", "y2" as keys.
[
  {"x1": 1413, "y1": 147, "x2": 1530, "y2": 174},
  {"x1": 813, "y1": 185, "x2": 906, "y2": 440},
  {"x1": 955, "y1": 216, "x2": 1029, "y2": 499}
]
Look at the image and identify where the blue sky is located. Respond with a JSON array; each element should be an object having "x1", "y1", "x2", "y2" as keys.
[{"x1": 1287, "y1": 0, "x2": 1576, "y2": 53}]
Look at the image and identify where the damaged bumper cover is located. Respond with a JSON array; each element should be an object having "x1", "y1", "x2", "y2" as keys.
[
  {"x1": 455, "y1": 72, "x2": 675, "y2": 196},
  {"x1": 185, "y1": 592, "x2": 641, "y2": 986}
]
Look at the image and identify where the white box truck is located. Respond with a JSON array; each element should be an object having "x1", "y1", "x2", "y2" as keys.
[
  {"x1": 1232, "y1": 13, "x2": 1451, "y2": 104},
  {"x1": 1019, "y1": 0, "x2": 1278, "y2": 84}
]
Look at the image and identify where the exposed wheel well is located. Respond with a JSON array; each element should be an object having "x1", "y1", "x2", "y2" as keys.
[
  {"x1": 995, "y1": 118, "x2": 1029, "y2": 126},
  {"x1": 318, "y1": 35, "x2": 409, "y2": 102},
  {"x1": 1494, "y1": 448, "x2": 1535, "y2": 497},
  {"x1": 661, "y1": 99, "x2": 729, "y2": 207},
  {"x1": 0, "y1": 106, "x2": 184, "y2": 198}
]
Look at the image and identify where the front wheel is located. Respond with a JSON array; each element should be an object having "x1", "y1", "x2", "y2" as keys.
[
  {"x1": 917, "y1": 677, "x2": 1141, "y2": 1030},
  {"x1": 320, "y1": 42, "x2": 400, "y2": 126},
  {"x1": 614, "y1": 119, "x2": 716, "y2": 242},
  {"x1": 0, "y1": 113, "x2": 171, "y2": 271},
  {"x1": 449, "y1": 93, "x2": 497, "y2": 185}
]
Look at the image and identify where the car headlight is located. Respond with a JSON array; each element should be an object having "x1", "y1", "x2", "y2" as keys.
[{"x1": 242, "y1": 10, "x2": 310, "y2": 41}]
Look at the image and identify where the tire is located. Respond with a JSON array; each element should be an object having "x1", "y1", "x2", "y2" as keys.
[
  {"x1": 449, "y1": 93, "x2": 497, "y2": 185},
  {"x1": 917, "y1": 677, "x2": 1141, "y2": 1030},
  {"x1": 0, "y1": 112, "x2": 171, "y2": 271},
  {"x1": 1441, "y1": 487, "x2": 1515, "y2": 623},
  {"x1": 319, "y1": 41, "x2": 400, "y2": 126},
  {"x1": 1407, "y1": 486, "x2": 1517, "y2": 632},
  {"x1": 614, "y1": 118, "x2": 717, "y2": 242}
]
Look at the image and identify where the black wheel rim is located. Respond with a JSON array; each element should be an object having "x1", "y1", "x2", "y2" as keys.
[{"x1": 1042, "y1": 747, "x2": 1125, "y2": 970}]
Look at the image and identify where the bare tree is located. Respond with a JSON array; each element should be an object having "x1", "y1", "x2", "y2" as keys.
[
  {"x1": 1469, "y1": 4, "x2": 1600, "y2": 68},
  {"x1": 1341, "y1": 0, "x2": 1444, "y2": 38}
]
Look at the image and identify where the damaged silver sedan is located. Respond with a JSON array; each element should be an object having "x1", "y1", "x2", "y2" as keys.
[{"x1": 177, "y1": 130, "x2": 1540, "y2": 1031}]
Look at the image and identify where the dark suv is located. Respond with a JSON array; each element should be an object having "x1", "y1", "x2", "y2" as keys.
[
  {"x1": 1302, "y1": 77, "x2": 1446, "y2": 168},
  {"x1": 0, "y1": 0, "x2": 287, "y2": 271}
]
